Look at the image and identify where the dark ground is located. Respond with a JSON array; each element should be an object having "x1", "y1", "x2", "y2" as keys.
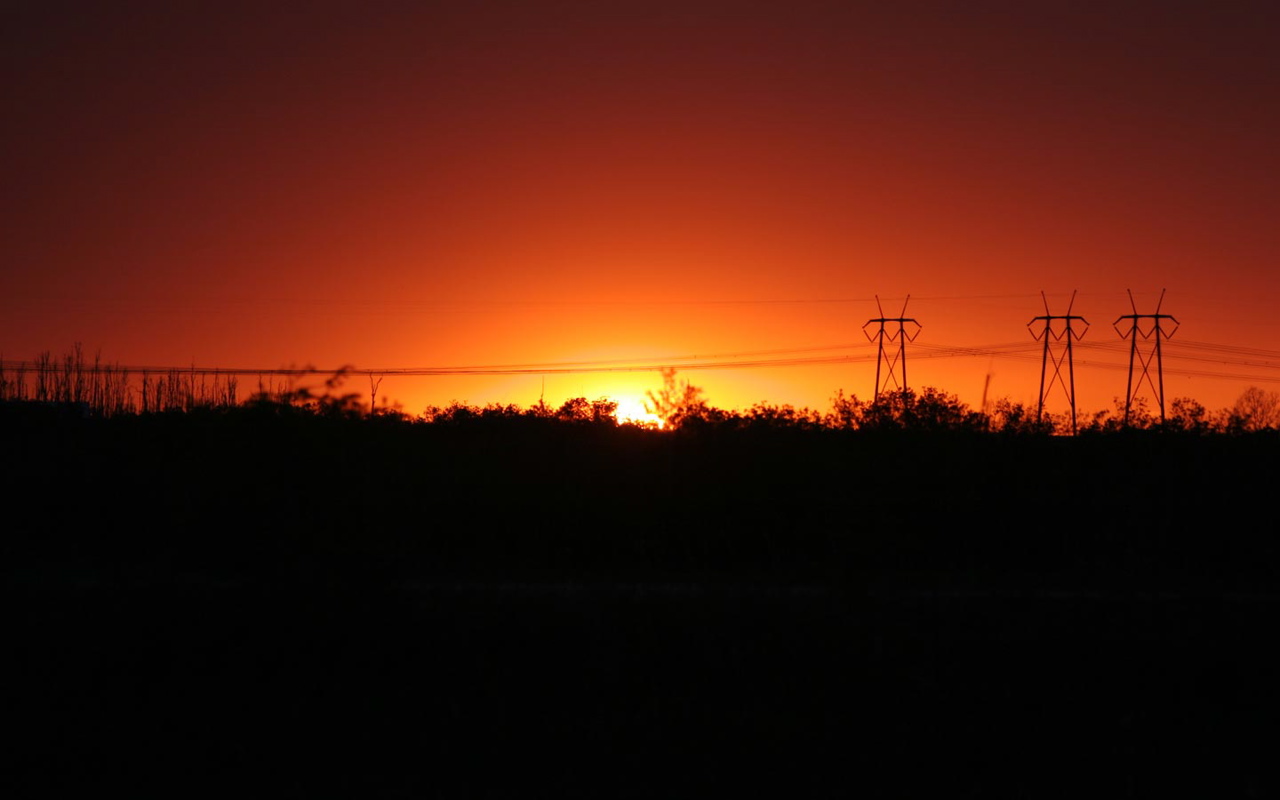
[{"x1": 7, "y1": 409, "x2": 1280, "y2": 796}]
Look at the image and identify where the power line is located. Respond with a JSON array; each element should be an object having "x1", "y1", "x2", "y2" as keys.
[{"x1": 4, "y1": 335, "x2": 1280, "y2": 385}]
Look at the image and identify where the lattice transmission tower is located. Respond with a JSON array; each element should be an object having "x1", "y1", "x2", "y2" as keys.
[
  {"x1": 1028, "y1": 290, "x2": 1088, "y2": 433},
  {"x1": 863, "y1": 295, "x2": 921, "y2": 399},
  {"x1": 1113, "y1": 289, "x2": 1179, "y2": 425}
]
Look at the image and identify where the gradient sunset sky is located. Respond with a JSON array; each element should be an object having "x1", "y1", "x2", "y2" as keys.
[{"x1": 4, "y1": 1, "x2": 1278, "y2": 417}]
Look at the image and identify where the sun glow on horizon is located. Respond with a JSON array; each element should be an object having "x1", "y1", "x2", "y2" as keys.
[{"x1": 614, "y1": 396, "x2": 664, "y2": 428}]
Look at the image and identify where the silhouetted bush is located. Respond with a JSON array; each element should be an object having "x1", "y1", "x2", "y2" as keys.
[
  {"x1": 986, "y1": 398, "x2": 1056, "y2": 435},
  {"x1": 857, "y1": 387, "x2": 986, "y2": 432}
]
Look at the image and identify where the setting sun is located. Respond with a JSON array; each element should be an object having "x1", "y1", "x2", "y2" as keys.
[{"x1": 614, "y1": 396, "x2": 664, "y2": 428}]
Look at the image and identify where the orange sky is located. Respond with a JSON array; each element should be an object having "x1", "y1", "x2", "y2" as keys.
[{"x1": 3, "y1": 2, "x2": 1278, "y2": 418}]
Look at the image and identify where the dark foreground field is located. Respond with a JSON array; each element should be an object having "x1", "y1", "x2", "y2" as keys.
[{"x1": 7, "y1": 409, "x2": 1280, "y2": 796}]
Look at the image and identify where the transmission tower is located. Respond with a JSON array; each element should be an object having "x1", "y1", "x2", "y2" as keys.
[
  {"x1": 863, "y1": 295, "x2": 921, "y2": 399},
  {"x1": 1028, "y1": 290, "x2": 1088, "y2": 433},
  {"x1": 1113, "y1": 289, "x2": 1179, "y2": 425}
]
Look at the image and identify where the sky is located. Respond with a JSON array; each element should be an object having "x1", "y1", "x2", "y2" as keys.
[{"x1": 3, "y1": 1, "x2": 1279, "y2": 419}]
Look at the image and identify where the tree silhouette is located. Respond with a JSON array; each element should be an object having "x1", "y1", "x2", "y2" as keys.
[
  {"x1": 859, "y1": 387, "x2": 984, "y2": 432},
  {"x1": 825, "y1": 389, "x2": 865, "y2": 430},
  {"x1": 987, "y1": 398, "x2": 1055, "y2": 435},
  {"x1": 644, "y1": 368, "x2": 711, "y2": 429},
  {"x1": 1232, "y1": 386, "x2": 1280, "y2": 431},
  {"x1": 1165, "y1": 397, "x2": 1217, "y2": 434},
  {"x1": 555, "y1": 396, "x2": 618, "y2": 424}
]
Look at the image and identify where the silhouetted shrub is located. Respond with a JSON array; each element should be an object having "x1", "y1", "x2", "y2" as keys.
[
  {"x1": 858, "y1": 387, "x2": 985, "y2": 432},
  {"x1": 986, "y1": 399, "x2": 1055, "y2": 435}
]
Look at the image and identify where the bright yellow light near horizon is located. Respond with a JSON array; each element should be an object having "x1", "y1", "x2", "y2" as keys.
[{"x1": 614, "y1": 396, "x2": 664, "y2": 428}]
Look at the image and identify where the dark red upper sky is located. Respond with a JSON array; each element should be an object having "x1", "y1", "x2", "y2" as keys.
[{"x1": 4, "y1": 1, "x2": 1278, "y2": 415}]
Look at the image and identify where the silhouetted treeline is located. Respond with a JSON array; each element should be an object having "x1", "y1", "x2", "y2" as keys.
[
  {"x1": 8, "y1": 371, "x2": 1280, "y2": 797},
  {"x1": 6, "y1": 347, "x2": 1280, "y2": 432},
  {"x1": 6, "y1": 391, "x2": 1278, "y2": 588}
]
